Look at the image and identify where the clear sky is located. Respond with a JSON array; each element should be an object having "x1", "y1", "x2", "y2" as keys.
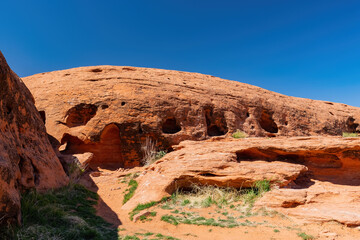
[{"x1": 2, "y1": 0, "x2": 360, "y2": 106}]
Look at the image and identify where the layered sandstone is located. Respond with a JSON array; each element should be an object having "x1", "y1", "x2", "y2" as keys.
[
  {"x1": 0, "y1": 52, "x2": 68, "y2": 226},
  {"x1": 121, "y1": 136, "x2": 360, "y2": 226},
  {"x1": 23, "y1": 66, "x2": 360, "y2": 169}
]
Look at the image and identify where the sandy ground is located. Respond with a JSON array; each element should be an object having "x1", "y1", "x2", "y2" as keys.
[{"x1": 79, "y1": 169, "x2": 360, "y2": 240}]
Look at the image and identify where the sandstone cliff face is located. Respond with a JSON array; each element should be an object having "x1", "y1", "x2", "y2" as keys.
[
  {"x1": 23, "y1": 66, "x2": 360, "y2": 169},
  {"x1": 0, "y1": 52, "x2": 68, "y2": 226}
]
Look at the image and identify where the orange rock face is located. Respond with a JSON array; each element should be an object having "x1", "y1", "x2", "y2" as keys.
[
  {"x1": 0, "y1": 52, "x2": 68, "y2": 226},
  {"x1": 122, "y1": 136, "x2": 360, "y2": 226},
  {"x1": 23, "y1": 66, "x2": 360, "y2": 169}
]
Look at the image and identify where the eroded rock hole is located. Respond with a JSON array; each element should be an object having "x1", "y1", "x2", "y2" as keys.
[
  {"x1": 162, "y1": 117, "x2": 181, "y2": 134},
  {"x1": 38, "y1": 110, "x2": 46, "y2": 124},
  {"x1": 6, "y1": 103, "x2": 12, "y2": 115},
  {"x1": 204, "y1": 107, "x2": 228, "y2": 137},
  {"x1": 346, "y1": 117, "x2": 359, "y2": 133},
  {"x1": 101, "y1": 104, "x2": 109, "y2": 109},
  {"x1": 236, "y1": 149, "x2": 342, "y2": 168},
  {"x1": 200, "y1": 172, "x2": 218, "y2": 177},
  {"x1": 207, "y1": 125, "x2": 226, "y2": 136},
  {"x1": 61, "y1": 124, "x2": 125, "y2": 169},
  {"x1": 90, "y1": 68, "x2": 102, "y2": 73},
  {"x1": 259, "y1": 110, "x2": 278, "y2": 133},
  {"x1": 65, "y1": 103, "x2": 98, "y2": 127}
]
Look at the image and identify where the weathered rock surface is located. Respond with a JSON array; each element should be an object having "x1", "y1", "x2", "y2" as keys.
[
  {"x1": 121, "y1": 136, "x2": 360, "y2": 227},
  {"x1": 0, "y1": 51, "x2": 68, "y2": 225},
  {"x1": 23, "y1": 66, "x2": 360, "y2": 169},
  {"x1": 255, "y1": 181, "x2": 360, "y2": 226}
]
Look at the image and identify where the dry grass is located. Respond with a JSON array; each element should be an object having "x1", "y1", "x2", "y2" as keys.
[
  {"x1": 162, "y1": 181, "x2": 271, "y2": 210},
  {"x1": 141, "y1": 137, "x2": 166, "y2": 166},
  {"x1": 169, "y1": 185, "x2": 242, "y2": 208}
]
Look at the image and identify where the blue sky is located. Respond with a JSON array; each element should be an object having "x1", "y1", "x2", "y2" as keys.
[{"x1": 2, "y1": 0, "x2": 360, "y2": 106}]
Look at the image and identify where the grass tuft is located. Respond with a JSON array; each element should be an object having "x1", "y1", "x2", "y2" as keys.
[
  {"x1": 297, "y1": 232, "x2": 315, "y2": 240},
  {"x1": 123, "y1": 179, "x2": 138, "y2": 204}
]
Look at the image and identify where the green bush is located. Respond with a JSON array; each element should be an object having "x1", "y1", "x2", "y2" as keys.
[
  {"x1": 342, "y1": 132, "x2": 359, "y2": 137},
  {"x1": 232, "y1": 130, "x2": 247, "y2": 139}
]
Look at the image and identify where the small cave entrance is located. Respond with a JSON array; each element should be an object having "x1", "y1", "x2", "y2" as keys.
[
  {"x1": 259, "y1": 110, "x2": 278, "y2": 133},
  {"x1": 207, "y1": 125, "x2": 226, "y2": 137},
  {"x1": 60, "y1": 123, "x2": 124, "y2": 170},
  {"x1": 204, "y1": 107, "x2": 228, "y2": 137},
  {"x1": 236, "y1": 148, "x2": 343, "y2": 169},
  {"x1": 162, "y1": 117, "x2": 181, "y2": 134},
  {"x1": 346, "y1": 117, "x2": 359, "y2": 133},
  {"x1": 235, "y1": 149, "x2": 305, "y2": 165},
  {"x1": 64, "y1": 103, "x2": 98, "y2": 127},
  {"x1": 60, "y1": 122, "x2": 171, "y2": 170},
  {"x1": 38, "y1": 110, "x2": 46, "y2": 124}
]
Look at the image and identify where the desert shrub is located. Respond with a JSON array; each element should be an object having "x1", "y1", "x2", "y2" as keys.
[
  {"x1": 342, "y1": 132, "x2": 359, "y2": 137},
  {"x1": 232, "y1": 130, "x2": 247, "y2": 139},
  {"x1": 0, "y1": 184, "x2": 117, "y2": 240}
]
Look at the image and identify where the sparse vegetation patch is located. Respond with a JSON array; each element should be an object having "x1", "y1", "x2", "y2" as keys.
[
  {"x1": 165, "y1": 180, "x2": 271, "y2": 210},
  {"x1": 123, "y1": 179, "x2": 138, "y2": 204},
  {"x1": 118, "y1": 232, "x2": 179, "y2": 240},
  {"x1": 129, "y1": 197, "x2": 169, "y2": 220},
  {"x1": 157, "y1": 181, "x2": 272, "y2": 229},
  {"x1": 297, "y1": 232, "x2": 315, "y2": 240},
  {"x1": 232, "y1": 129, "x2": 247, "y2": 139},
  {"x1": 342, "y1": 132, "x2": 359, "y2": 137},
  {"x1": 0, "y1": 184, "x2": 117, "y2": 240}
]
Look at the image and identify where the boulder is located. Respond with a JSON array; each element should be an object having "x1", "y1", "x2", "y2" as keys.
[
  {"x1": 0, "y1": 51, "x2": 68, "y2": 226},
  {"x1": 23, "y1": 66, "x2": 360, "y2": 169}
]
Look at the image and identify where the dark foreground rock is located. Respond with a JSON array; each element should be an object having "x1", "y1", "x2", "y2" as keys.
[{"x1": 0, "y1": 51, "x2": 68, "y2": 226}]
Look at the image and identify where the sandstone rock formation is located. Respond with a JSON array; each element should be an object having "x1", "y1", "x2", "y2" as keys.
[
  {"x1": 0, "y1": 51, "x2": 68, "y2": 226},
  {"x1": 23, "y1": 66, "x2": 360, "y2": 169},
  {"x1": 121, "y1": 136, "x2": 360, "y2": 226}
]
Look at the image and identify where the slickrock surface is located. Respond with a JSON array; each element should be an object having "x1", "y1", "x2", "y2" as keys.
[
  {"x1": 0, "y1": 52, "x2": 68, "y2": 225},
  {"x1": 121, "y1": 136, "x2": 360, "y2": 226},
  {"x1": 23, "y1": 66, "x2": 360, "y2": 169}
]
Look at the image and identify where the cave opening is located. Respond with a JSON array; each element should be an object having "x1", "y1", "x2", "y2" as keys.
[
  {"x1": 207, "y1": 125, "x2": 226, "y2": 136},
  {"x1": 235, "y1": 148, "x2": 342, "y2": 167},
  {"x1": 346, "y1": 117, "x2": 359, "y2": 133},
  {"x1": 259, "y1": 110, "x2": 278, "y2": 133},
  {"x1": 162, "y1": 117, "x2": 181, "y2": 134},
  {"x1": 64, "y1": 103, "x2": 98, "y2": 127},
  {"x1": 61, "y1": 124, "x2": 124, "y2": 170},
  {"x1": 204, "y1": 107, "x2": 228, "y2": 137}
]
